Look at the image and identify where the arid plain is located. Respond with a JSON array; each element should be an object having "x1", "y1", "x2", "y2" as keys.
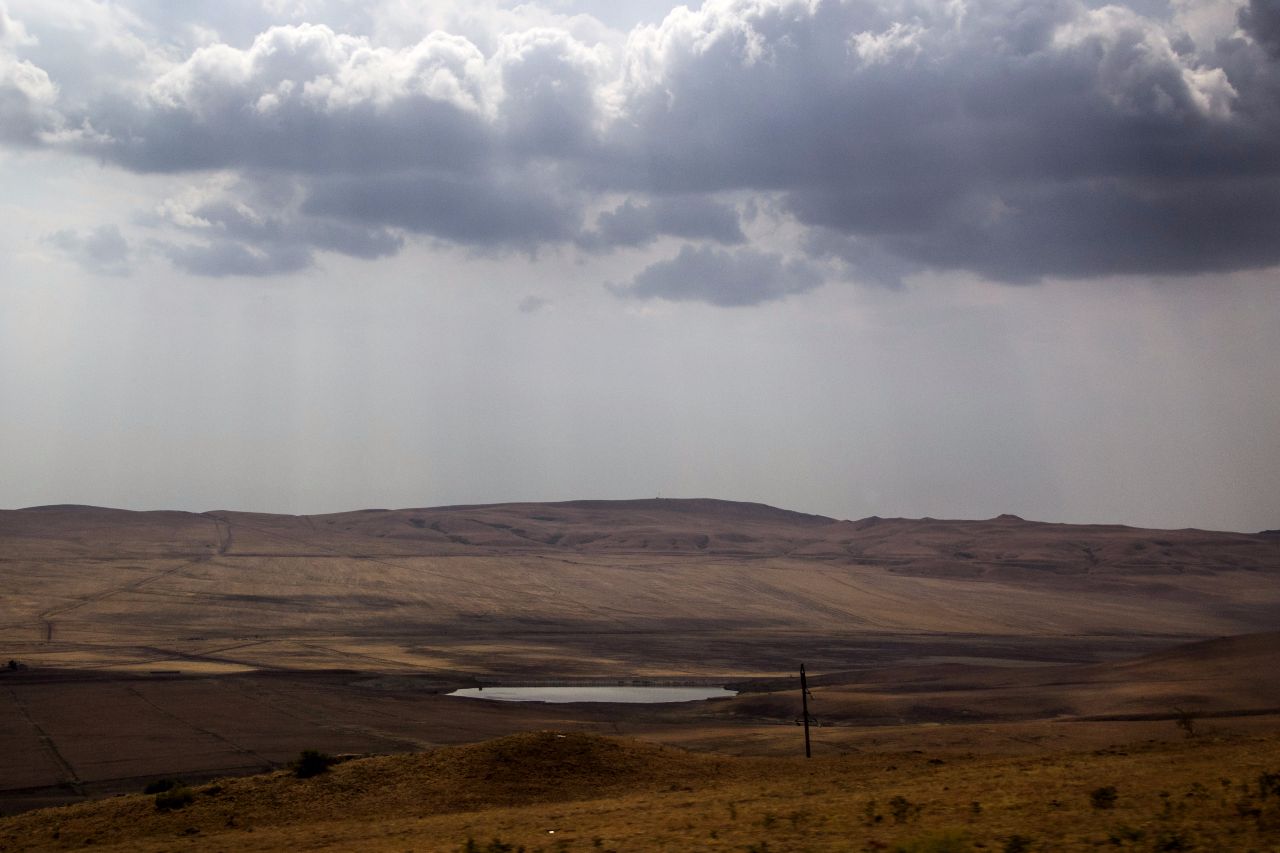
[{"x1": 2, "y1": 499, "x2": 1280, "y2": 850}]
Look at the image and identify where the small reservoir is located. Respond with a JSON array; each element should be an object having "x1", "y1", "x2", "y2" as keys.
[{"x1": 447, "y1": 686, "x2": 737, "y2": 704}]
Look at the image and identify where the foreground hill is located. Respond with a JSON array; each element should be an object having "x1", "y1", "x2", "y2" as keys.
[{"x1": 3, "y1": 730, "x2": 1278, "y2": 852}]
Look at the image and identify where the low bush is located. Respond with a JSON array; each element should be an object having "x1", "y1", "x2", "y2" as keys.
[
  {"x1": 1259, "y1": 771, "x2": 1280, "y2": 799},
  {"x1": 292, "y1": 749, "x2": 337, "y2": 779},
  {"x1": 153, "y1": 787, "x2": 194, "y2": 811},
  {"x1": 1089, "y1": 786, "x2": 1118, "y2": 809},
  {"x1": 142, "y1": 778, "x2": 180, "y2": 795}
]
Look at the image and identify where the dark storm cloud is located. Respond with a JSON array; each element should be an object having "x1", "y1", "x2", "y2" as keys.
[
  {"x1": 161, "y1": 221, "x2": 402, "y2": 278},
  {"x1": 612, "y1": 245, "x2": 822, "y2": 306},
  {"x1": 1240, "y1": 0, "x2": 1280, "y2": 58},
  {"x1": 578, "y1": 196, "x2": 746, "y2": 250},
  {"x1": 95, "y1": 94, "x2": 493, "y2": 176},
  {"x1": 302, "y1": 171, "x2": 581, "y2": 247},
  {"x1": 161, "y1": 238, "x2": 312, "y2": 277},
  {"x1": 44, "y1": 225, "x2": 131, "y2": 276},
  {"x1": 803, "y1": 229, "x2": 919, "y2": 289},
  {"x1": 152, "y1": 180, "x2": 403, "y2": 276},
  {"x1": 8, "y1": 1, "x2": 1280, "y2": 289},
  {"x1": 497, "y1": 27, "x2": 607, "y2": 158},
  {"x1": 609, "y1": 0, "x2": 1280, "y2": 283}
]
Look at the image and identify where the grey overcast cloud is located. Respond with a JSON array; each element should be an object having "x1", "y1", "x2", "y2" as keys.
[{"x1": 2, "y1": 0, "x2": 1278, "y2": 531}]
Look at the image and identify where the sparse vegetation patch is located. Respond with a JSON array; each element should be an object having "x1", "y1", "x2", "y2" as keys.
[
  {"x1": 1090, "y1": 785, "x2": 1118, "y2": 809},
  {"x1": 292, "y1": 749, "x2": 338, "y2": 778},
  {"x1": 152, "y1": 786, "x2": 194, "y2": 811},
  {"x1": 2, "y1": 723, "x2": 1280, "y2": 852}
]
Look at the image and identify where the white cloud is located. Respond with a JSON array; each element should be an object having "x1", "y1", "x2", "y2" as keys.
[
  {"x1": 0, "y1": 16, "x2": 59, "y2": 145},
  {"x1": 0, "y1": 3, "x2": 35, "y2": 47},
  {"x1": 850, "y1": 21, "x2": 926, "y2": 66},
  {"x1": 1170, "y1": 0, "x2": 1244, "y2": 49},
  {"x1": 1050, "y1": 4, "x2": 1236, "y2": 119}
]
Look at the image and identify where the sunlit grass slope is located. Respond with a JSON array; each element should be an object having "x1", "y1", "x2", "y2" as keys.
[{"x1": 3, "y1": 730, "x2": 1278, "y2": 852}]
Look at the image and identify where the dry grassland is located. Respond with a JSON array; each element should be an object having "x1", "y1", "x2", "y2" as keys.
[
  {"x1": 3, "y1": 499, "x2": 1279, "y2": 845},
  {"x1": 2, "y1": 729, "x2": 1279, "y2": 852},
  {"x1": 4, "y1": 501, "x2": 1278, "y2": 682}
]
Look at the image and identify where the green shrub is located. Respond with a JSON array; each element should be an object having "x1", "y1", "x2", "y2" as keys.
[
  {"x1": 292, "y1": 749, "x2": 337, "y2": 779},
  {"x1": 154, "y1": 787, "x2": 194, "y2": 811}
]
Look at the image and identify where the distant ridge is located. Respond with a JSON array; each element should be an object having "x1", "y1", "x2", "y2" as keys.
[
  {"x1": 19, "y1": 504, "x2": 160, "y2": 513},
  {"x1": 429, "y1": 497, "x2": 835, "y2": 525},
  {"x1": 3, "y1": 498, "x2": 1277, "y2": 574},
  {"x1": 7, "y1": 500, "x2": 1271, "y2": 537}
]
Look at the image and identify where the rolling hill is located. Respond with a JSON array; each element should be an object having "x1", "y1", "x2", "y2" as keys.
[{"x1": 2, "y1": 499, "x2": 1278, "y2": 817}]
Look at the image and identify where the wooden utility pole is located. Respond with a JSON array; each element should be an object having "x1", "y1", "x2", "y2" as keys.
[{"x1": 800, "y1": 663, "x2": 812, "y2": 758}]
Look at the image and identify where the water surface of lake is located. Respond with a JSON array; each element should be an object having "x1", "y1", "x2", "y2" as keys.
[{"x1": 447, "y1": 686, "x2": 737, "y2": 703}]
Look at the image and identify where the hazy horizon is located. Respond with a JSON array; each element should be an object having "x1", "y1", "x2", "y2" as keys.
[{"x1": 4, "y1": 0, "x2": 1279, "y2": 534}]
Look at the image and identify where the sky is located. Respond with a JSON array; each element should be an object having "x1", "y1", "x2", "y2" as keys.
[{"x1": 1, "y1": 0, "x2": 1278, "y2": 532}]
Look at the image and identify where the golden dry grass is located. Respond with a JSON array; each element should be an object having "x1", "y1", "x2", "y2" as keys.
[
  {"x1": 3, "y1": 729, "x2": 1278, "y2": 852},
  {"x1": 4, "y1": 501, "x2": 1279, "y2": 682}
]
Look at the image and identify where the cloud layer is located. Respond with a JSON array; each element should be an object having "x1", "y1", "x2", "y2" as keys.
[
  {"x1": 7, "y1": 0, "x2": 1280, "y2": 300},
  {"x1": 614, "y1": 245, "x2": 821, "y2": 306}
]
